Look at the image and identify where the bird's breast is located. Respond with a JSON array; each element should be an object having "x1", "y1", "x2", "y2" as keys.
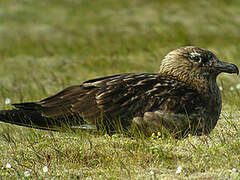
[{"x1": 200, "y1": 82, "x2": 222, "y2": 133}]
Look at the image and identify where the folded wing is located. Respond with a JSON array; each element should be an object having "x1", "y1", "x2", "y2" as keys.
[{"x1": 12, "y1": 73, "x2": 203, "y2": 133}]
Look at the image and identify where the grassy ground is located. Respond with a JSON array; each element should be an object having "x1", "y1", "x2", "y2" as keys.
[{"x1": 0, "y1": 0, "x2": 239, "y2": 179}]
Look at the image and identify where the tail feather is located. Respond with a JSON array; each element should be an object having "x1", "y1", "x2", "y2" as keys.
[{"x1": 0, "y1": 109, "x2": 83, "y2": 131}]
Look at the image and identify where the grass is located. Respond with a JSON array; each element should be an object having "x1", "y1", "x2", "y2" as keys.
[{"x1": 0, "y1": 0, "x2": 239, "y2": 179}]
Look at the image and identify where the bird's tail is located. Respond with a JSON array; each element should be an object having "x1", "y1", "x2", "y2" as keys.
[{"x1": 0, "y1": 109, "x2": 81, "y2": 131}]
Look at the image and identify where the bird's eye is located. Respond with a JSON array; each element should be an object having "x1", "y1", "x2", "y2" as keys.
[
  {"x1": 191, "y1": 56, "x2": 200, "y2": 62},
  {"x1": 189, "y1": 51, "x2": 202, "y2": 63}
]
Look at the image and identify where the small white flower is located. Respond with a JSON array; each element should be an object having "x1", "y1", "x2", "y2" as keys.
[
  {"x1": 232, "y1": 168, "x2": 237, "y2": 172},
  {"x1": 24, "y1": 170, "x2": 31, "y2": 177},
  {"x1": 229, "y1": 168, "x2": 237, "y2": 173},
  {"x1": 5, "y1": 98, "x2": 11, "y2": 105},
  {"x1": 43, "y1": 166, "x2": 48, "y2": 173},
  {"x1": 219, "y1": 86, "x2": 223, "y2": 91},
  {"x1": 230, "y1": 86, "x2": 234, "y2": 91},
  {"x1": 6, "y1": 163, "x2": 12, "y2": 169},
  {"x1": 149, "y1": 170, "x2": 154, "y2": 175},
  {"x1": 176, "y1": 165, "x2": 182, "y2": 174},
  {"x1": 236, "y1": 84, "x2": 240, "y2": 89}
]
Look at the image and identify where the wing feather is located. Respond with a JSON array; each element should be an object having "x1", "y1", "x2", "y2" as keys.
[{"x1": 12, "y1": 73, "x2": 201, "y2": 128}]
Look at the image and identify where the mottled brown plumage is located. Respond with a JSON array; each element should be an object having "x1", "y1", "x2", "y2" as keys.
[{"x1": 0, "y1": 46, "x2": 238, "y2": 137}]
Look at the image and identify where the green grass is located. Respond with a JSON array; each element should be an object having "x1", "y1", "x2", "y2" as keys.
[{"x1": 0, "y1": 0, "x2": 240, "y2": 179}]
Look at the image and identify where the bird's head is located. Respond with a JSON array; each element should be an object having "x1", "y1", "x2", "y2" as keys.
[{"x1": 159, "y1": 46, "x2": 239, "y2": 91}]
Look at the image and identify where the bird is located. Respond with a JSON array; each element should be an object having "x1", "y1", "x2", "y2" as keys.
[{"x1": 0, "y1": 46, "x2": 238, "y2": 138}]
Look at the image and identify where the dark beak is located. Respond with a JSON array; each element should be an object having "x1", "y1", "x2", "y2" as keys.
[{"x1": 215, "y1": 61, "x2": 239, "y2": 75}]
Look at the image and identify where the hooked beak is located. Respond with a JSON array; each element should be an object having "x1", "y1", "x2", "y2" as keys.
[{"x1": 215, "y1": 61, "x2": 239, "y2": 75}]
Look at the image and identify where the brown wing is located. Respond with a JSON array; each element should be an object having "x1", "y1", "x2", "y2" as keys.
[{"x1": 13, "y1": 73, "x2": 202, "y2": 126}]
